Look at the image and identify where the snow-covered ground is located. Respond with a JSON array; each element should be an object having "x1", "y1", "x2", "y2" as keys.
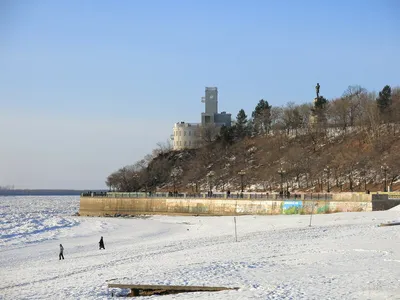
[{"x1": 0, "y1": 196, "x2": 399, "y2": 300}]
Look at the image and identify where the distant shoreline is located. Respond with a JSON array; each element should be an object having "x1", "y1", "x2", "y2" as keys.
[{"x1": 0, "y1": 189, "x2": 105, "y2": 196}]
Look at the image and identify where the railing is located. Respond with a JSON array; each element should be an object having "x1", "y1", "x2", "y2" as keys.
[
  {"x1": 370, "y1": 192, "x2": 400, "y2": 200},
  {"x1": 388, "y1": 193, "x2": 400, "y2": 200},
  {"x1": 303, "y1": 193, "x2": 333, "y2": 200},
  {"x1": 81, "y1": 191, "x2": 327, "y2": 200}
]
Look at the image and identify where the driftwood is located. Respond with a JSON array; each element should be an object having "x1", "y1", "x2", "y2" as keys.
[
  {"x1": 108, "y1": 284, "x2": 239, "y2": 297},
  {"x1": 378, "y1": 222, "x2": 400, "y2": 227}
]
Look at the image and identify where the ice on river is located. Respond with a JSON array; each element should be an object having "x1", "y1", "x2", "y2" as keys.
[{"x1": 0, "y1": 196, "x2": 399, "y2": 299}]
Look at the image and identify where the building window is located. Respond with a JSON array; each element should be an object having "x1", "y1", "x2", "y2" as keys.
[
  {"x1": 189, "y1": 131, "x2": 191, "y2": 136},
  {"x1": 184, "y1": 131, "x2": 186, "y2": 136},
  {"x1": 184, "y1": 141, "x2": 187, "y2": 146}
]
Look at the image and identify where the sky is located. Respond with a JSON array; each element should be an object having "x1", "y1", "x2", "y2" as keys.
[{"x1": 0, "y1": 0, "x2": 399, "y2": 189}]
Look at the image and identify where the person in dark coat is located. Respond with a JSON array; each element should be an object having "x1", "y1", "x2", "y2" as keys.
[
  {"x1": 99, "y1": 236, "x2": 105, "y2": 250},
  {"x1": 59, "y1": 244, "x2": 64, "y2": 260}
]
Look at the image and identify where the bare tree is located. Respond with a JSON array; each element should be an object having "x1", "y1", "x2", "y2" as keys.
[
  {"x1": 391, "y1": 87, "x2": 400, "y2": 135},
  {"x1": 270, "y1": 107, "x2": 284, "y2": 135},
  {"x1": 281, "y1": 102, "x2": 294, "y2": 135},
  {"x1": 349, "y1": 91, "x2": 381, "y2": 146},
  {"x1": 327, "y1": 97, "x2": 351, "y2": 133},
  {"x1": 152, "y1": 139, "x2": 173, "y2": 157},
  {"x1": 200, "y1": 124, "x2": 220, "y2": 144},
  {"x1": 342, "y1": 85, "x2": 366, "y2": 127}
]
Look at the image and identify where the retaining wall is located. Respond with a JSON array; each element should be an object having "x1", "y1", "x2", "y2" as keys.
[
  {"x1": 371, "y1": 194, "x2": 400, "y2": 211},
  {"x1": 79, "y1": 194, "x2": 381, "y2": 217}
]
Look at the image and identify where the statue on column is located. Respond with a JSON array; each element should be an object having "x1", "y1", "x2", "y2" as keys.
[{"x1": 315, "y1": 83, "x2": 320, "y2": 99}]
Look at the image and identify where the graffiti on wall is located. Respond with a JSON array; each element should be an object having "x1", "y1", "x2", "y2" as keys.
[
  {"x1": 317, "y1": 204, "x2": 329, "y2": 214},
  {"x1": 282, "y1": 200, "x2": 303, "y2": 214}
]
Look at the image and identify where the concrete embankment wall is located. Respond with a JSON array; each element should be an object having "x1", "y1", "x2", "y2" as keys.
[{"x1": 79, "y1": 193, "x2": 383, "y2": 217}]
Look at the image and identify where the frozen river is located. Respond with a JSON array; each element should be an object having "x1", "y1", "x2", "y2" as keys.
[{"x1": 0, "y1": 196, "x2": 399, "y2": 299}]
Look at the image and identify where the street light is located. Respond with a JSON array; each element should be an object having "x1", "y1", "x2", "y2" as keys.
[
  {"x1": 381, "y1": 164, "x2": 389, "y2": 192},
  {"x1": 277, "y1": 167, "x2": 286, "y2": 195},
  {"x1": 324, "y1": 166, "x2": 330, "y2": 193},
  {"x1": 189, "y1": 182, "x2": 195, "y2": 193},
  {"x1": 132, "y1": 173, "x2": 139, "y2": 192},
  {"x1": 170, "y1": 171, "x2": 178, "y2": 195},
  {"x1": 238, "y1": 170, "x2": 246, "y2": 193},
  {"x1": 207, "y1": 171, "x2": 215, "y2": 196}
]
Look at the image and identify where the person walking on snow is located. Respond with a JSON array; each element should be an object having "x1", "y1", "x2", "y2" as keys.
[
  {"x1": 59, "y1": 244, "x2": 64, "y2": 260},
  {"x1": 99, "y1": 236, "x2": 105, "y2": 250}
]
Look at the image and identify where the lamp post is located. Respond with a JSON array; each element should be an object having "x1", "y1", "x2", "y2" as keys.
[
  {"x1": 381, "y1": 164, "x2": 389, "y2": 192},
  {"x1": 153, "y1": 176, "x2": 158, "y2": 194},
  {"x1": 324, "y1": 166, "x2": 330, "y2": 193},
  {"x1": 238, "y1": 170, "x2": 246, "y2": 193},
  {"x1": 207, "y1": 171, "x2": 215, "y2": 196},
  {"x1": 133, "y1": 173, "x2": 139, "y2": 192},
  {"x1": 170, "y1": 172, "x2": 177, "y2": 194},
  {"x1": 278, "y1": 168, "x2": 286, "y2": 195},
  {"x1": 190, "y1": 182, "x2": 195, "y2": 193}
]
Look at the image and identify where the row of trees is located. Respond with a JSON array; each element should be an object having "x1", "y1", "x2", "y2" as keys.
[
  {"x1": 217, "y1": 85, "x2": 399, "y2": 145},
  {"x1": 0, "y1": 185, "x2": 15, "y2": 190},
  {"x1": 106, "y1": 85, "x2": 400, "y2": 193}
]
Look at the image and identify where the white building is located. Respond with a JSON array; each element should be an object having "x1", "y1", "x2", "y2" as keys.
[
  {"x1": 172, "y1": 87, "x2": 231, "y2": 150},
  {"x1": 173, "y1": 122, "x2": 201, "y2": 150}
]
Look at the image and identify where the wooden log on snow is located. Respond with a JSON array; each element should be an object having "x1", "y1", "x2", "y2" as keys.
[
  {"x1": 108, "y1": 284, "x2": 239, "y2": 297},
  {"x1": 378, "y1": 222, "x2": 400, "y2": 227}
]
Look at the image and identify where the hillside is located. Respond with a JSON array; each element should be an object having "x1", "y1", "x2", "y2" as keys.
[{"x1": 106, "y1": 85, "x2": 400, "y2": 193}]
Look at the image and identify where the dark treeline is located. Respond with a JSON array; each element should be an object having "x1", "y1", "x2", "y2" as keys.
[
  {"x1": 106, "y1": 85, "x2": 400, "y2": 193},
  {"x1": 0, "y1": 189, "x2": 93, "y2": 196}
]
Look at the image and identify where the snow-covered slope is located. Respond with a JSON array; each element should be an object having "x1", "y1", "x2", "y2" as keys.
[{"x1": 0, "y1": 196, "x2": 399, "y2": 299}]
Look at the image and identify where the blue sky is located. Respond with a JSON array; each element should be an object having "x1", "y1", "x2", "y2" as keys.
[{"x1": 0, "y1": 0, "x2": 399, "y2": 189}]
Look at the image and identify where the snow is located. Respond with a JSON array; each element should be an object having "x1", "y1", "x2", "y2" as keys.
[
  {"x1": 389, "y1": 204, "x2": 400, "y2": 211},
  {"x1": 1, "y1": 196, "x2": 400, "y2": 300}
]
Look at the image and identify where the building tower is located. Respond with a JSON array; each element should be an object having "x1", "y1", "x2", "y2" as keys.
[
  {"x1": 171, "y1": 86, "x2": 231, "y2": 150},
  {"x1": 201, "y1": 87, "x2": 218, "y2": 125}
]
